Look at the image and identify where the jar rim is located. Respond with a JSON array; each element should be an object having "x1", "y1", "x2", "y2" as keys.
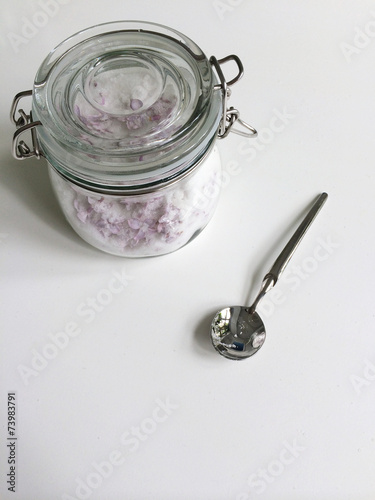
[{"x1": 32, "y1": 21, "x2": 222, "y2": 192}]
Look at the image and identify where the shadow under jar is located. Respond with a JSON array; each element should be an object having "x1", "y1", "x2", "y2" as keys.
[{"x1": 11, "y1": 21, "x2": 257, "y2": 257}]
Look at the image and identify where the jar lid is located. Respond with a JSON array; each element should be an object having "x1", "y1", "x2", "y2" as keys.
[{"x1": 32, "y1": 21, "x2": 222, "y2": 192}]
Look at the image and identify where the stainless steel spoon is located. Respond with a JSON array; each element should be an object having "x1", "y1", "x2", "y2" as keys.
[{"x1": 210, "y1": 192, "x2": 328, "y2": 360}]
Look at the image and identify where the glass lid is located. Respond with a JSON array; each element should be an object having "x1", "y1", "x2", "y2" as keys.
[{"x1": 32, "y1": 21, "x2": 222, "y2": 190}]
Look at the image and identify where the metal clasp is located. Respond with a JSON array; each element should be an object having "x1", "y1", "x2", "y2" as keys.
[
  {"x1": 10, "y1": 90, "x2": 43, "y2": 160},
  {"x1": 210, "y1": 55, "x2": 257, "y2": 139}
]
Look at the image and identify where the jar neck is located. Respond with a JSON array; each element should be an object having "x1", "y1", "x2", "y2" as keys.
[{"x1": 44, "y1": 134, "x2": 218, "y2": 195}]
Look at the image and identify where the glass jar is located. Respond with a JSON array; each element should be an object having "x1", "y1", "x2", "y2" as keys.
[{"x1": 11, "y1": 21, "x2": 256, "y2": 257}]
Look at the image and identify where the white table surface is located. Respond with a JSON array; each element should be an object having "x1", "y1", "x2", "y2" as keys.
[{"x1": 1, "y1": 1, "x2": 375, "y2": 499}]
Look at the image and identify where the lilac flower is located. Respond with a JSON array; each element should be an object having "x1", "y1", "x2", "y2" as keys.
[
  {"x1": 73, "y1": 198, "x2": 92, "y2": 223},
  {"x1": 130, "y1": 99, "x2": 143, "y2": 111},
  {"x1": 127, "y1": 218, "x2": 142, "y2": 230},
  {"x1": 73, "y1": 83, "x2": 178, "y2": 144},
  {"x1": 125, "y1": 115, "x2": 144, "y2": 130},
  {"x1": 71, "y1": 188, "x2": 189, "y2": 250},
  {"x1": 64, "y1": 75, "x2": 220, "y2": 255}
]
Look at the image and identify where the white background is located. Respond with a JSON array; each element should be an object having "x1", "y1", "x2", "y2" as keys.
[{"x1": 1, "y1": 1, "x2": 375, "y2": 499}]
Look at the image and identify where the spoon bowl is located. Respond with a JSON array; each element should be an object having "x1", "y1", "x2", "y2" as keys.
[{"x1": 211, "y1": 306, "x2": 266, "y2": 360}]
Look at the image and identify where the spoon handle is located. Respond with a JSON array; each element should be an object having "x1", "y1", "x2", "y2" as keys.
[{"x1": 249, "y1": 192, "x2": 328, "y2": 313}]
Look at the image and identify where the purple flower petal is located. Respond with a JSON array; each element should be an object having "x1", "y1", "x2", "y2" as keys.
[
  {"x1": 128, "y1": 218, "x2": 142, "y2": 230},
  {"x1": 130, "y1": 99, "x2": 143, "y2": 111}
]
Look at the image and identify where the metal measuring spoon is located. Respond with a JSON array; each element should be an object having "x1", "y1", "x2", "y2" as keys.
[{"x1": 210, "y1": 193, "x2": 328, "y2": 360}]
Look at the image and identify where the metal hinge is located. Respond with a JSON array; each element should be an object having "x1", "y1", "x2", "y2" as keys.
[
  {"x1": 210, "y1": 55, "x2": 257, "y2": 139},
  {"x1": 10, "y1": 90, "x2": 43, "y2": 160}
]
